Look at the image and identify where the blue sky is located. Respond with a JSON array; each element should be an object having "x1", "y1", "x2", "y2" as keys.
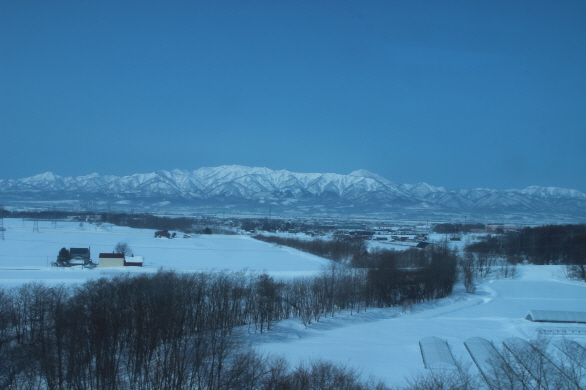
[{"x1": 1, "y1": 0, "x2": 585, "y2": 191}]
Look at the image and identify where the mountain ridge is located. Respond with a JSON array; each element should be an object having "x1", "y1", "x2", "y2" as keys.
[{"x1": 1, "y1": 166, "x2": 585, "y2": 216}]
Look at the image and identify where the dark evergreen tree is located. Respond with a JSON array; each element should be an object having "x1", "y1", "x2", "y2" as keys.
[{"x1": 56, "y1": 248, "x2": 71, "y2": 266}]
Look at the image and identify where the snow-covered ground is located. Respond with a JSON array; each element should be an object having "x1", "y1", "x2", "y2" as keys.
[
  {"x1": 248, "y1": 266, "x2": 586, "y2": 385},
  {"x1": 0, "y1": 219, "x2": 330, "y2": 288},
  {"x1": 1, "y1": 218, "x2": 585, "y2": 387}
]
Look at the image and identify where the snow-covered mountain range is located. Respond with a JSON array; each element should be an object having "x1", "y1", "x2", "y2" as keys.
[{"x1": 1, "y1": 165, "x2": 586, "y2": 215}]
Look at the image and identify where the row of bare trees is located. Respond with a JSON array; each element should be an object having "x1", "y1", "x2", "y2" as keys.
[{"x1": 254, "y1": 234, "x2": 367, "y2": 264}]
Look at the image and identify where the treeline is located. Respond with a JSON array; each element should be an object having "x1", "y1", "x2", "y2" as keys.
[
  {"x1": 254, "y1": 234, "x2": 366, "y2": 264},
  {"x1": 104, "y1": 213, "x2": 237, "y2": 235},
  {"x1": 256, "y1": 235, "x2": 458, "y2": 310},
  {"x1": 433, "y1": 223, "x2": 485, "y2": 234},
  {"x1": 0, "y1": 259, "x2": 459, "y2": 389},
  {"x1": 1, "y1": 209, "x2": 82, "y2": 220},
  {"x1": 104, "y1": 213, "x2": 208, "y2": 233},
  {"x1": 464, "y1": 224, "x2": 586, "y2": 280},
  {"x1": 2, "y1": 209, "x2": 221, "y2": 235}
]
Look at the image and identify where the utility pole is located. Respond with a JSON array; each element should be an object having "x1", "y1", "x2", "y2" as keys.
[
  {"x1": 0, "y1": 204, "x2": 4, "y2": 240},
  {"x1": 33, "y1": 217, "x2": 39, "y2": 233}
]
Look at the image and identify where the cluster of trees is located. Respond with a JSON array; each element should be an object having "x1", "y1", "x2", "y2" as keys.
[
  {"x1": 241, "y1": 218, "x2": 278, "y2": 232},
  {"x1": 1, "y1": 209, "x2": 222, "y2": 235},
  {"x1": 459, "y1": 245, "x2": 519, "y2": 293},
  {"x1": 464, "y1": 224, "x2": 586, "y2": 280},
  {"x1": 256, "y1": 235, "x2": 458, "y2": 312},
  {"x1": 0, "y1": 209, "x2": 80, "y2": 220},
  {"x1": 102, "y1": 213, "x2": 216, "y2": 234},
  {"x1": 0, "y1": 257, "x2": 460, "y2": 390},
  {"x1": 240, "y1": 218, "x2": 306, "y2": 233},
  {"x1": 3, "y1": 273, "x2": 583, "y2": 390},
  {"x1": 255, "y1": 234, "x2": 367, "y2": 264},
  {"x1": 433, "y1": 223, "x2": 485, "y2": 234},
  {"x1": 0, "y1": 272, "x2": 253, "y2": 389},
  {"x1": 264, "y1": 249, "x2": 456, "y2": 326}
]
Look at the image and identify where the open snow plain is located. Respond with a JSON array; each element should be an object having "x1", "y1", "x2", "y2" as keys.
[
  {"x1": 0, "y1": 219, "x2": 330, "y2": 288},
  {"x1": 1, "y1": 218, "x2": 585, "y2": 386}
]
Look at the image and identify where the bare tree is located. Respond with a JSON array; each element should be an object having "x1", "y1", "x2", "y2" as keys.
[
  {"x1": 460, "y1": 251, "x2": 476, "y2": 293},
  {"x1": 114, "y1": 242, "x2": 133, "y2": 256},
  {"x1": 401, "y1": 359, "x2": 482, "y2": 390}
]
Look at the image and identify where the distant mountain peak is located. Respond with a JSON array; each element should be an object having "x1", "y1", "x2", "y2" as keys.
[
  {"x1": 33, "y1": 172, "x2": 60, "y2": 180},
  {"x1": 348, "y1": 169, "x2": 391, "y2": 183}
]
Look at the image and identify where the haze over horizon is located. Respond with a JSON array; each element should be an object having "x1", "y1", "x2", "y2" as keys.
[{"x1": 2, "y1": 1, "x2": 585, "y2": 192}]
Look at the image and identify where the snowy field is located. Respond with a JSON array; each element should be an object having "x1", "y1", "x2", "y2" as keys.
[
  {"x1": 0, "y1": 219, "x2": 330, "y2": 288},
  {"x1": 1, "y1": 218, "x2": 585, "y2": 386}
]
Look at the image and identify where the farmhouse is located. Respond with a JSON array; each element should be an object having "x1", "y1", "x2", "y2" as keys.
[
  {"x1": 98, "y1": 253, "x2": 125, "y2": 267},
  {"x1": 69, "y1": 247, "x2": 91, "y2": 265}
]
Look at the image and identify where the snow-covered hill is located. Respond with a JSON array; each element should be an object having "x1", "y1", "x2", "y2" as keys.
[{"x1": 2, "y1": 165, "x2": 586, "y2": 215}]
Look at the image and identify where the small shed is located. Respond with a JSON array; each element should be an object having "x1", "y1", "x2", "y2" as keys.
[
  {"x1": 124, "y1": 255, "x2": 143, "y2": 267},
  {"x1": 98, "y1": 253, "x2": 125, "y2": 267},
  {"x1": 525, "y1": 310, "x2": 586, "y2": 324}
]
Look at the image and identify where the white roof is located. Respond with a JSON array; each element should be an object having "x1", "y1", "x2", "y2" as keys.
[
  {"x1": 464, "y1": 337, "x2": 501, "y2": 375},
  {"x1": 419, "y1": 336, "x2": 456, "y2": 370},
  {"x1": 69, "y1": 259, "x2": 86, "y2": 265},
  {"x1": 526, "y1": 310, "x2": 586, "y2": 324},
  {"x1": 126, "y1": 256, "x2": 143, "y2": 263},
  {"x1": 502, "y1": 337, "x2": 533, "y2": 355}
]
